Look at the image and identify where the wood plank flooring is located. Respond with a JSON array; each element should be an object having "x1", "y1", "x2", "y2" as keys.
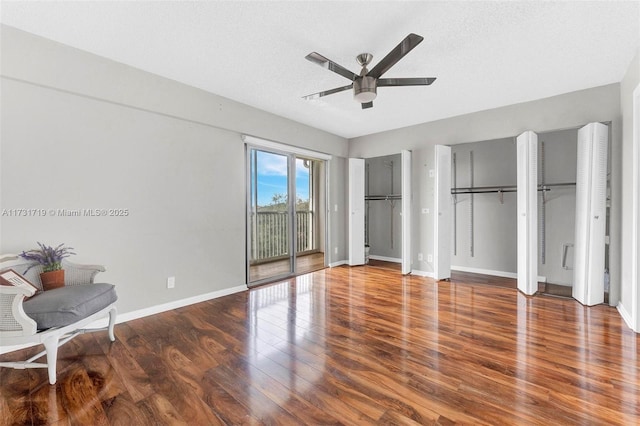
[
  {"x1": 249, "y1": 252, "x2": 325, "y2": 282},
  {"x1": 1, "y1": 266, "x2": 638, "y2": 425}
]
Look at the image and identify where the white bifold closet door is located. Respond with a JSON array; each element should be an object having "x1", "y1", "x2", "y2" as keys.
[
  {"x1": 517, "y1": 131, "x2": 538, "y2": 295},
  {"x1": 348, "y1": 158, "x2": 366, "y2": 266},
  {"x1": 573, "y1": 122, "x2": 608, "y2": 306},
  {"x1": 434, "y1": 145, "x2": 452, "y2": 280},
  {"x1": 632, "y1": 84, "x2": 640, "y2": 331},
  {"x1": 401, "y1": 150, "x2": 412, "y2": 275}
]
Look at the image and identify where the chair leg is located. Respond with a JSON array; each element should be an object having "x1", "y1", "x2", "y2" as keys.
[
  {"x1": 108, "y1": 306, "x2": 117, "y2": 342},
  {"x1": 42, "y1": 336, "x2": 59, "y2": 385}
]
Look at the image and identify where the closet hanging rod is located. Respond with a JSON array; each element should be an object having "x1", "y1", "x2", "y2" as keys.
[
  {"x1": 452, "y1": 185, "x2": 517, "y2": 194},
  {"x1": 365, "y1": 194, "x2": 402, "y2": 201},
  {"x1": 541, "y1": 182, "x2": 576, "y2": 188},
  {"x1": 452, "y1": 188, "x2": 518, "y2": 195},
  {"x1": 451, "y1": 182, "x2": 576, "y2": 195}
]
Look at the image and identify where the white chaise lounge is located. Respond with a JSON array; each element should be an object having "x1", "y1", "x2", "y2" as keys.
[{"x1": 0, "y1": 254, "x2": 117, "y2": 384}]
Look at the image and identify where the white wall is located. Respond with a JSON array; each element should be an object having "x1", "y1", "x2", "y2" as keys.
[
  {"x1": 619, "y1": 50, "x2": 640, "y2": 330},
  {"x1": 349, "y1": 84, "x2": 622, "y2": 303},
  {"x1": 0, "y1": 26, "x2": 349, "y2": 316}
]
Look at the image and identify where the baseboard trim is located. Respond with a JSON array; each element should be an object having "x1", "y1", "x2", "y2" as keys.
[
  {"x1": 0, "y1": 284, "x2": 248, "y2": 355},
  {"x1": 114, "y1": 284, "x2": 248, "y2": 325},
  {"x1": 617, "y1": 302, "x2": 638, "y2": 333},
  {"x1": 451, "y1": 265, "x2": 546, "y2": 282},
  {"x1": 451, "y1": 265, "x2": 517, "y2": 279},
  {"x1": 411, "y1": 269, "x2": 434, "y2": 278},
  {"x1": 329, "y1": 260, "x2": 348, "y2": 267},
  {"x1": 369, "y1": 255, "x2": 401, "y2": 263}
]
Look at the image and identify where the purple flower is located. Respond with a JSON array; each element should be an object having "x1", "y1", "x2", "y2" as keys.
[{"x1": 20, "y1": 242, "x2": 76, "y2": 273}]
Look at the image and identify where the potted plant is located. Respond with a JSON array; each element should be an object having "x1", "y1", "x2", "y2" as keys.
[{"x1": 20, "y1": 242, "x2": 75, "y2": 291}]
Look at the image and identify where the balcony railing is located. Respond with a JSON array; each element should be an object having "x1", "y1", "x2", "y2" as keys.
[{"x1": 250, "y1": 210, "x2": 315, "y2": 263}]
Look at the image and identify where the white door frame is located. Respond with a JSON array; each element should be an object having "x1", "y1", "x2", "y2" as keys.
[
  {"x1": 572, "y1": 123, "x2": 608, "y2": 306},
  {"x1": 633, "y1": 84, "x2": 640, "y2": 331},
  {"x1": 348, "y1": 158, "x2": 366, "y2": 266},
  {"x1": 434, "y1": 145, "x2": 452, "y2": 280},
  {"x1": 401, "y1": 150, "x2": 412, "y2": 275},
  {"x1": 516, "y1": 131, "x2": 538, "y2": 295}
]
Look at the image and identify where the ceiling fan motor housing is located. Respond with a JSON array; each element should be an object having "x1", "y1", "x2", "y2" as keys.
[{"x1": 354, "y1": 76, "x2": 377, "y2": 103}]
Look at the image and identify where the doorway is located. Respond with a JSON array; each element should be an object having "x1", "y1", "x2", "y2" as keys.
[
  {"x1": 246, "y1": 144, "x2": 327, "y2": 286},
  {"x1": 443, "y1": 123, "x2": 610, "y2": 305},
  {"x1": 535, "y1": 128, "x2": 579, "y2": 297},
  {"x1": 350, "y1": 150, "x2": 412, "y2": 274}
]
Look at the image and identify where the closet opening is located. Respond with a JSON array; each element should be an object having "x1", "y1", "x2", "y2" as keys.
[
  {"x1": 450, "y1": 137, "x2": 519, "y2": 280},
  {"x1": 365, "y1": 154, "x2": 402, "y2": 269},
  {"x1": 446, "y1": 123, "x2": 611, "y2": 304},
  {"x1": 349, "y1": 150, "x2": 411, "y2": 274},
  {"x1": 534, "y1": 128, "x2": 581, "y2": 299}
]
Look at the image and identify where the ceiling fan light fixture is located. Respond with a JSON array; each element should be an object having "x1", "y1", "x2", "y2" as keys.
[
  {"x1": 303, "y1": 34, "x2": 433, "y2": 108},
  {"x1": 354, "y1": 76, "x2": 377, "y2": 103}
]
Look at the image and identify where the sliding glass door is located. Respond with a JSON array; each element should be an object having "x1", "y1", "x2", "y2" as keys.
[
  {"x1": 246, "y1": 145, "x2": 326, "y2": 286},
  {"x1": 248, "y1": 148, "x2": 294, "y2": 284}
]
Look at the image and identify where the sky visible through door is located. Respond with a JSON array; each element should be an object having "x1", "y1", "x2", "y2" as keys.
[{"x1": 256, "y1": 150, "x2": 309, "y2": 207}]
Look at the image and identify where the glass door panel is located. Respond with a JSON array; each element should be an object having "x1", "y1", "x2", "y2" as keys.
[
  {"x1": 248, "y1": 149, "x2": 293, "y2": 284},
  {"x1": 295, "y1": 157, "x2": 325, "y2": 274}
]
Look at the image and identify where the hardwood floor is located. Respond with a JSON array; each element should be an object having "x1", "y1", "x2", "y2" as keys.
[
  {"x1": 365, "y1": 258, "x2": 401, "y2": 272},
  {"x1": 249, "y1": 252, "x2": 325, "y2": 283},
  {"x1": 1, "y1": 266, "x2": 638, "y2": 425}
]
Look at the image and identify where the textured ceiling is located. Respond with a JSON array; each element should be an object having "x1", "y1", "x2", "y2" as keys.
[{"x1": 1, "y1": 1, "x2": 639, "y2": 139}]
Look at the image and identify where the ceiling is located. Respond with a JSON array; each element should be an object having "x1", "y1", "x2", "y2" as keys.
[{"x1": 1, "y1": 1, "x2": 639, "y2": 139}]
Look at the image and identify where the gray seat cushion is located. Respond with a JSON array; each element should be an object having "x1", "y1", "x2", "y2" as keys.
[{"x1": 23, "y1": 283, "x2": 117, "y2": 330}]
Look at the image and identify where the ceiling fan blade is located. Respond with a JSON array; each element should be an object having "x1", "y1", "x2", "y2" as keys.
[
  {"x1": 361, "y1": 101, "x2": 373, "y2": 109},
  {"x1": 368, "y1": 33, "x2": 424, "y2": 79},
  {"x1": 305, "y1": 52, "x2": 358, "y2": 81},
  {"x1": 378, "y1": 77, "x2": 436, "y2": 87},
  {"x1": 302, "y1": 84, "x2": 353, "y2": 100}
]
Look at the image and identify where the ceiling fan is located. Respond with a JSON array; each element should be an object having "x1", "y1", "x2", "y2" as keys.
[{"x1": 303, "y1": 33, "x2": 436, "y2": 109}]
